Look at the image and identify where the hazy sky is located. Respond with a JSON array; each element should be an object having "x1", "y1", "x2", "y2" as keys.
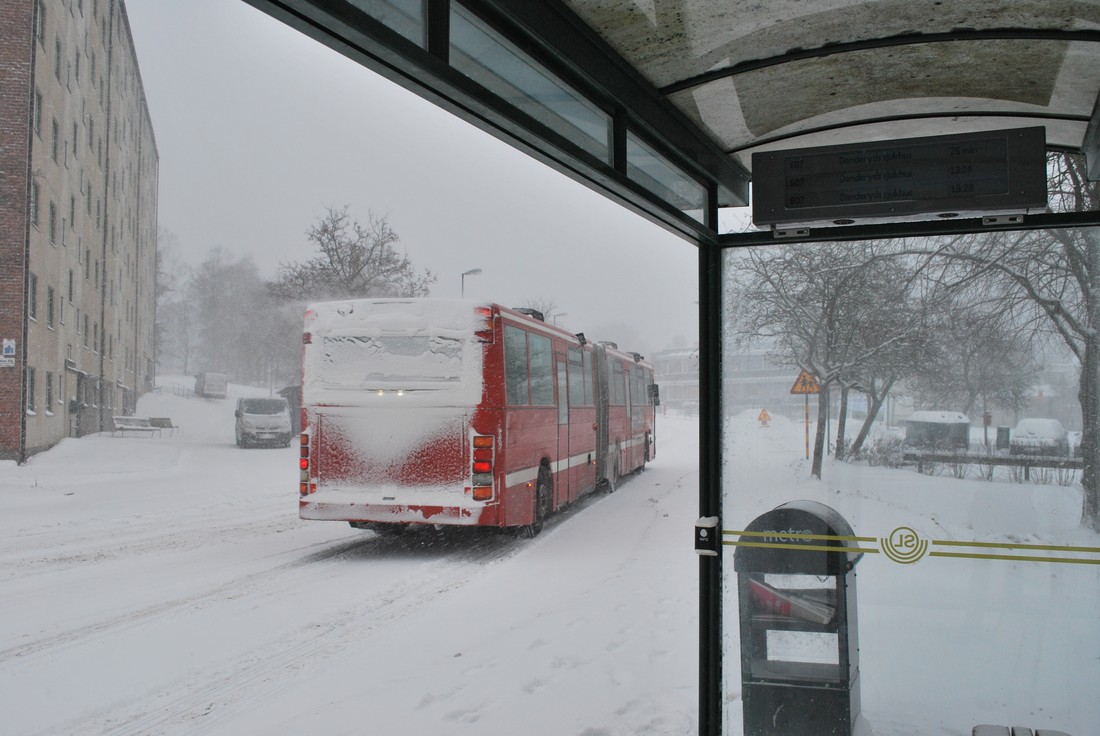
[{"x1": 123, "y1": 0, "x2": 710, "y2": 357}]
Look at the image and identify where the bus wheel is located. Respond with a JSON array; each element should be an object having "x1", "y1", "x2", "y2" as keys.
[{"x1": 518, "y1": 469, "x2": 552, "y2": 538}]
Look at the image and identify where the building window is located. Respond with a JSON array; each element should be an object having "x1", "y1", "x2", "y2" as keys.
[
  {"x1": 72, "y1": 121, "x2": 78, "y2": 160},
  {"x1": 46, "y1": 286, "x2": 55, "y2": 328},
  {"x1": 29, "y1": 273, "x2": 38, "y2": 321},
  {"x1": 26, "y1": 368, "x2": 36, "y2": 414},
  {"x1": 83, "y1": 315, "x2": 89, "y2": 346},
  {"x1": 54, "y1": 37, "x2": 61, "y2": 82},
  {"x1": 48, "y1": 201, "x2": 57, "y2": 243},
  {"x1": 51, "y1": 118, "x2": 59, "y2": 162},
  {"x1": 36, "y1": 1, "x2": 46, "y2": 44},
  {"x1": 46, "y1": 372, "x2": 54, "y2": 414},
  {"x1": 31, "y1": 182, "x2": 40, "y2": 227},
  {"x1": 33, "y1": 88, "x2": 42, "y2": 134},
  {"x1": 68, "y1": 270, "x2": 74, "y2": 302}
]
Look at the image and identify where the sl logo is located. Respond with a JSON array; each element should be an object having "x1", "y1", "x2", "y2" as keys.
[{"x1": 880, "y1": 526, "x2": 929, "y2": 564}]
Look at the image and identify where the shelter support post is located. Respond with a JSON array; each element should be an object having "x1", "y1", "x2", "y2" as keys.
[{"x1": 699, "y1": 243, "x2": 724, "y2": 736}]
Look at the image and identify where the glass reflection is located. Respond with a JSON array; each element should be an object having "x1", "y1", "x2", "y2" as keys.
[
  {"x1": 349, "y1": 0, "x2": 423, "y2": 45},
  {"x1": 449, "y1": 5, "x2": 611, "y2": 164},
  {"x1": 626, "y1": 131, "x2": 707, "y2": 222}
]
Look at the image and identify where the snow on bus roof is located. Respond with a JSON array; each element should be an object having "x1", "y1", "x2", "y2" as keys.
[
  {"x1": 303, "y1": 299, "x2": 650, "y2": 361},
  {"x1": 905, "y1": 410, "x2": 970, "y2": 424},
  {"x1": 305, "y1": 298, "x2": 484, "y2": 331}
]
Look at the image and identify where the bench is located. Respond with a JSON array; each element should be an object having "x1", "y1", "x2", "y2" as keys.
[
  {"x1": 148, "y1": 417, "x2": 179, "y2": 435},
  {"x1": 111, "y1": 416, "x2": 162, "y2": 437}
]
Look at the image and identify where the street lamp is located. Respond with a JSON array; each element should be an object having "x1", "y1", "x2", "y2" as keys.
[{"x1": 461, "y1": 268, "x2": 482, "y2": 298}]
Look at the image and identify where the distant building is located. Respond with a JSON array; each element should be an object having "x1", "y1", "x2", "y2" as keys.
[
  {"x1": 651, "y1": 347, "x2": 699, "y2": 413},
  {"x1": 724, "y1": 347, "x2": 807, "y2": 421},
  {"x1": 0, "y1": 0, "x2": 158, "y2": 460},
  {"x1": 653, "y1": 345, "x2": 810, "y2": 421}
]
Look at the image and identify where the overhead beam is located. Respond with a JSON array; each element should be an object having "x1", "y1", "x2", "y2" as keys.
[{"x1": 719, "y1": 210, "x2": 1100, "y2": 248}]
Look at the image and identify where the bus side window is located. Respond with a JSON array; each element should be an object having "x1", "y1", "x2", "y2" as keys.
[
  {"x1": 529, "y1": 333, "x2": 554, "y2": 405},
  {"x1": 611, "y1": 362, "x2": 625, "y2": 405},
  {"x1": 504, "y1": 324, "x2": 529, "y2": 405},
  {"x1": 583, "y1": 350, "x2": 594, "y2": 405},
  {"x1": 631, "y1": 365, "x2": 646, "y2": 407},
  {"x1": 568, "y1": 348, "x2": 586, "y2": 407}
]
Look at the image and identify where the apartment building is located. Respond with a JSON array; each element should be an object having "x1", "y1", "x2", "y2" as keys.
[{"x1": 0, "y1": 0, "x2": 157, "y2": 460}]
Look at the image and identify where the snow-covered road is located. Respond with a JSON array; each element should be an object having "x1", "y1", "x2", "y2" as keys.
[{"x1": 1, "y1": 387, "x2": 700, "y2": 735}]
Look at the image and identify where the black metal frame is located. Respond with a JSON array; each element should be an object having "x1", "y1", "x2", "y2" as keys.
[{"x1": 720, "y1": 209, "x2": 1100, "y2": 248}]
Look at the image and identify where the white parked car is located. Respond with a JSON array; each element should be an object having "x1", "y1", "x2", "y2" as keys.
[
  {"x1": 1009, "y1": 418, "x2": 1069, "y2": 457},
  {"x1": 235, "y1": 397, "x2": 293, "y2": 448}
]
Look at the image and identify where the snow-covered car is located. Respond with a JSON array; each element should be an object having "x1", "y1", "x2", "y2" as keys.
[{"x1": 1009, "y1": 418, "x2": 1069, "y2": 457}]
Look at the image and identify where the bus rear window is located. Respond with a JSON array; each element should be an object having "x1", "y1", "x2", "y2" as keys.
[{"x1": 320, "y1": 334, "x2": 466, "y2": 386}]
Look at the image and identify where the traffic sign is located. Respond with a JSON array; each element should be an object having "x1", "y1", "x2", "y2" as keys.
[
  {"x1": 757, "y1": 409, "x2": 771, "y2": 426},
  {"x1": 790, "y1": 369, "x2": 820, "y2": 395}
]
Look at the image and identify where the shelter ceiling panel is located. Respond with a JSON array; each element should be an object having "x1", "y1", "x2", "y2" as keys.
[{"x1": 565, "y1": 0, "x2": 1100, "y2": 91}]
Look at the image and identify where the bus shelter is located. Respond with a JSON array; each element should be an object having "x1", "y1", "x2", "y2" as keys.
[{"x1": 241, "y1": 2, "x2": 1100, "y2": 734}]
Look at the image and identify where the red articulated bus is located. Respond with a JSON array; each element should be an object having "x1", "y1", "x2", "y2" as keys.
[{"x1": 298, "y1": 298, "x2": 658, "y2": 536}]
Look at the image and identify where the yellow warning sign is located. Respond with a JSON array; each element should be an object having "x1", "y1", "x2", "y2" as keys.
[
  {"x1": 790, "y1": 369, "x2": 821, "y2": 395},
  {"x1": 757, "y1": 409, "x2": 771, "y2": 426}
]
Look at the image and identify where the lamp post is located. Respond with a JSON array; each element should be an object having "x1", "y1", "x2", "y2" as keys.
[{"x1": 461, "y1": 268, "x2": 482, "y2": 298}]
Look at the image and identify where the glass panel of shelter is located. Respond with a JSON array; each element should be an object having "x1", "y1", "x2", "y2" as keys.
[{"x1": 720, "y1": 227, "x2": 1100, "y2": 735}]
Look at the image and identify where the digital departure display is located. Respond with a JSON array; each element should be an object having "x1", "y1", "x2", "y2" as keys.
[{"x1": 752, "y1": 127, "x2": 1047, "y2": 227}]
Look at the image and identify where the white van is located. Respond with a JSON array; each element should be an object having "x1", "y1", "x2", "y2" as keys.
[
  {"x1": 195, "y1": 372, "x2": 228, "y2": 399},
  {"x1": 234, "y1": 397, "x2": 293, "y2": 448}
]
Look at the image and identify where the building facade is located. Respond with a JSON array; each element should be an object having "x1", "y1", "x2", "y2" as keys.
[{"x1": 0, "y1": 0, "x2": 157, "y2": 461}]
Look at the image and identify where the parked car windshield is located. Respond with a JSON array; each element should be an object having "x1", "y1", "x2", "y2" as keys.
[{"x1": 240, "y1": 399, "x2": 288, "y2": 415}]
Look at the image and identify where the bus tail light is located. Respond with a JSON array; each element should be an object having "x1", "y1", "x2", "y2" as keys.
[
  {"x1": 299, "y1": 432, "x2": 315, "y2": 495},
  {"x1": 471, "y1": 434, "x2": 494, "y2": 500},
  {"x1": 474, "y1": 306, "x2": 494, "y2": 343}
]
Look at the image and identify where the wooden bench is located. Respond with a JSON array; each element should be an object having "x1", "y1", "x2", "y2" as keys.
[
  {"x1": 111, "y1": 416, "x2": 162, "y2": 437},
  {"x1": 148, "y1": 417, "x2": 179, "y2": 435}
]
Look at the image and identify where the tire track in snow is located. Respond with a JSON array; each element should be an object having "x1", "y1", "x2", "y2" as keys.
[
  {"x1": 1, "y1": 533, "x2": 382, "y2": 663},
  {"x1": 31, "y1": 531, "x2": 524, "y2": 736}
]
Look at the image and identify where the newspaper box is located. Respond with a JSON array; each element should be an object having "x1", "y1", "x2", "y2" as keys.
[{"x1": 735, "y1": 501, "x2": 863, "y2": 736}]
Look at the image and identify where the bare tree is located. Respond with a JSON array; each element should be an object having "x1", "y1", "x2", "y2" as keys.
[
  {"x1": 520, "y1": 297, "x2": 559, "y2": 323},
  {"x1": 903, "y1": 152, "x2": 1100, "y2": 529},
  {"x1": 187, "y1": 248, "x2": 299, "y2": 385},
  {"x1": 272, "y1": 206, "x2": 435, "y2": 301},
  {"x1": 907, "y1": 290, "x2": 1037, "y2": 421},
  {"x1": 728, "y1": 242, "x2": 933, "y2": 476},
  {"x1": 154, "y1": 229, "x2": 196, "y2": 374}
]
